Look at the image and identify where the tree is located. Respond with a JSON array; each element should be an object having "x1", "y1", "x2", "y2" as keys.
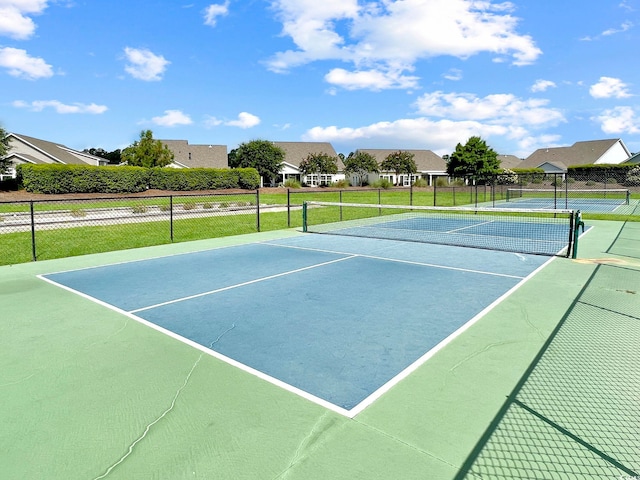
[
  {"x1": 298, "y1": 152, "x2": 339, "y2": 185},
  {"x1": 343, "y1": 151, "x2": 379, "y2": 186},
  {"x1": 446, "y1": 136, "x2": 500, "y2": 181},
  {"x1": 228, "y1": 140, "x2": 284, "y2": 186},
  {"x1": 0, "y1": 125, "x2": 11, "y2": 175},
  {"x1": 121, "y1": 130, "x2": 174, "y2": 168},
  {"x1": 380, "y1": 150, "x2": 417, "y2": 186},
  {"x1": 83, "y1": 147, "x2": 122, "y2": 164}
]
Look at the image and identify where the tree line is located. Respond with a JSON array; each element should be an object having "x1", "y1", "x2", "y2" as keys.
[{"x1": 1, "y1": 124, "x2": 504, "y2": 186}]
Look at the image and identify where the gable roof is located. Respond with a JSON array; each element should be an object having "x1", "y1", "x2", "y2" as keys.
[
  {"x1": 497, "y1": 154, "x2": 524, "y2": 169},
  {"x1": 273, "y1": 142, "x2": 344, "y2": 169},
  {"x1": 624, "y1": 151, "x2": 640, "y2": 165},
  {"x1": 161, "y1": 140, "x2": 228, "y2": 168},
  {"x1": 357, "y1": 149, "x2": 445, "y2": 172},
  {"x1": 521, "y1": 139, "x2": 630, "y2": 170},
  {"x1": 7, "y1": 133, "x2": 106, "y2": 166}
]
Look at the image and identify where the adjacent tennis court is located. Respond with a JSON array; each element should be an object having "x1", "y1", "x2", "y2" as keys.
[{"x1": 3, "y1": 204, "x2": 639, "y2": 479}]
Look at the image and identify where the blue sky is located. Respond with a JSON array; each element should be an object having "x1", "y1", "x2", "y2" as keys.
[{"x1": 1, "y1": 0, "x2": 639, "y2": 158}]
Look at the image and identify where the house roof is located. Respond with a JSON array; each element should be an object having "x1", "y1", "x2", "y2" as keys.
[
  {"x1": 624, "y1": 151, "x2": 640, "y2": 165},
  {"x1": 8, "y1": 133, "x2": 105, "y2": 166},
  {"x1": 161, "y1": 140, "x2": 228, "y2": 168},
  {"x1": 357, "y1": 149, "x2": 446, "y2": 172},
  {"x1": 497, "y1": 154, "x2": 524, "y2": 170},
  {"x1": 521, "y1": 139, "x2": 629, "y2": 170},
  {"x1": 273, "y1": 142, "x2": 344, "y2": 169}
]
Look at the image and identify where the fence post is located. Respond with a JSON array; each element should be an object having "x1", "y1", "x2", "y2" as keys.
[
  {"x1": 256, "y1": 189, "x2": 261, "y2": 232},
  {"x1": 30, "y1": 201, "x2": 37, "y2": 262},
  {"x1": 287, "y1": 188, "x2": 291, "y2": 228},
  {"x1": 433, "y1": 178, "x2": 437, "y2": 206},
  {"x1": 170, "y1": 195, "x2": 174, "y2": 242}
]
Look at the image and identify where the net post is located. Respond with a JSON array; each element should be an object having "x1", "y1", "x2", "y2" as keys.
[
  {"x1": 302, "y1": 201, "x2": 308, "y2": 232},
  {"x1": 626, "y1": 189, "x2": 631, "y2": 205},
  {"x1": 571, "y1": 210, "x2": 584, "y2": 259}
]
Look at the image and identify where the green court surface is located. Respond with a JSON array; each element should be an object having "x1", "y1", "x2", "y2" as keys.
[{"x1": 2, "y1": 221, "x2": 639, "y2": 479}]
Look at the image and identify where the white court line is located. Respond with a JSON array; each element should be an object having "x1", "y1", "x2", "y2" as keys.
[
  {"x1": 38, "y1": 274, "x2": 352, "y2": 418},
  {"x1": 346, "y1": 253, "x2": 559, "y2": 417},
  {"x1": 129, "y1": 254, "x2": 358, "y2": 314},
  {"x1": 262, "y1": 241, "x2": 526, "y2": 280},
  {"x1": 446, "y1": 219, "x2": 495, "y2": 233}
]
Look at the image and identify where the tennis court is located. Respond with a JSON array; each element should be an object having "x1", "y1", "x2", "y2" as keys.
[
  {"x1": 2, "y1": 205, "x2": 639, "y2": 479},
  {"x1": 499, "y1": 187, "x2": 633, "y2": 212}
]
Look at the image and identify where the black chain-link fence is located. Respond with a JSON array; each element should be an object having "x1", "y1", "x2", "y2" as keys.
[
  {"x1": 455, "y1": 221, "x2": 640, "y2": 479},
  {"x1": 1, "y1": 169, "x2": 638, "y2": 265}
]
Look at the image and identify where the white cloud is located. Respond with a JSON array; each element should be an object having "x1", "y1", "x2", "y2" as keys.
[
  {"x1": 0, "y1": 1, "x2": 48, "y2": 39},
  {"x1": 414, "y1": 91, "x2": 565, "y2": 126},
  {"x1": 602, "y1": 21, "x2": 633, "y2": 36},
  {"x1": 267, "y1": 0, "x2": 541, "y2": 90},
  {"x1": 443, "y1": 68, "x2": 463, "y2": 81},
  {"x1": 324, "y1": 67, "x2": 419, "y2": 90},
  {"x1": 531, "y1": 79, "x2": 556, "y2": 92},
  {"x1": 204, "y1": 1, "x2": 229, "y2": 26},
  {"x1": 204, "y1": 112, "x2": 261, "y2": 128},
  {"x1": 13, "y1": 99, "x2": 108, "y2": 114},
  {"x1": 123, "y1": 47, "x2": 170, "y2": 81},
  {"x1": 594, "y1": 106, "x2": 640, "y2": 134},
  {"x1": 226, "y1": 112, "x2": 260, "y2": 128},
  {"x1": 304, "y1": 89, "x2": 565, "y2": 156},
  {"x1": 0, "y1": 47, "x2": 53, "y2": 79},
  {"x1": 589, "y1": 76, "x2": 632, "y2": 99},
  {"x1": 151, "y1": 110, "x2": 193, "y2": 126}
]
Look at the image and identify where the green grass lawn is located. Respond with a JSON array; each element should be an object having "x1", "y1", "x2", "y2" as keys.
[{"x1": 1, "y1": 187, "x2": 638, "y2": 266}]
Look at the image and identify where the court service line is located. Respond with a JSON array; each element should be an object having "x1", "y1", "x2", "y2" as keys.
[
  {"x1": 129, "y1": 255, "x2": 358, "y2": 314},
  {"x1": 446, "y1": 219, "x2": 495, "y2": 233},
  {"x1": 263, "y1": 242, "x2": 526, "y2": 280}
]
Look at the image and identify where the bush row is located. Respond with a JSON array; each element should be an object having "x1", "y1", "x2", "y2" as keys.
[{"x1": 17, "y1": 164, "x2": 260, "y2": 194}]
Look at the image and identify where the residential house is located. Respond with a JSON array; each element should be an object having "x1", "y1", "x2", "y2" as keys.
[
  {"x1": 497, "y1": 154, "x2": 524, "y2": 170},
  {"x1": 161, "y1": 140, "x2": 228, "y2": 169},
  {"x1": 1, "y1": 133, "x2": 108, "y2": 180},
  {"x1": 623, "y1": 151, "x2": 640, "y2": 165},
  {"x1": 519, "y1": 139, "x2": 631, "y2": 173},
  {"x1": 355, "y1": 149, "x2": 446, "y2": 186},
  {"x1": 273, "y1": 142, "x2": 345, "y2": 186}
]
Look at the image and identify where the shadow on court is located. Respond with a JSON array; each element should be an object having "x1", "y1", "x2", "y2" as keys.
[{"x1": 454, "y1": 221, "x2": 640, "y2": 479}]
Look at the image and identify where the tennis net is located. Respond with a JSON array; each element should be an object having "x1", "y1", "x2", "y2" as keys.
[
  {"x1": 302, "y1": 201, "x2": 581, "y2": 257},
  {"x1": 505, "y1": 188, "x2": 630, "y2": 209}
]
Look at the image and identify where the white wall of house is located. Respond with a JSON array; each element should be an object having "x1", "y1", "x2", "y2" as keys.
[{"x1": 595, "y1": 141, "x2": 631, "y2": 165}]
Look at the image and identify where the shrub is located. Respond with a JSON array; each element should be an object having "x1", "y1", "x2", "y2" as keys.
[
  {"x1": 435, "y1": 178, "x2": 449, "y2": 187},
  {"x1": 202, "y1": 202, "x2": 214, "y2": 209},
  {"x1": 331, "y1": 179, "x2": 350, "y2": 188},
  {"x1": 283, "y1": 178, "x2": 301, "y2": 188},
  {"x1": 497, "y1": 169, "x2": 518, "y2": 185},
  {"x1": 413, "y1": 178, "x2": 428, "y2": 187},
  {"x1": 371, "y1": 178, "x2": 393, "y2": 189},
  {"x1": 70, "y1": 209, "x2": 87, "y2": 218},
  {"x1": 182, "y1": 202, "x2": 197, "y2": 210},
  {"x1": 131, "y1": 205, "x2": 147, "y2": 214},
  {"x1": 625, "y1": 166, "x2": 640, "y2": 186}
]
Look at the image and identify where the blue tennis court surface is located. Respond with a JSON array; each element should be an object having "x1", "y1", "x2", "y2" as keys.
[
  {"x1": 42, "y1": 235, "x2": 553, "y2": 416},
  {"x1": 497, "y1": 197, "x2": 627, "y2": 212}
]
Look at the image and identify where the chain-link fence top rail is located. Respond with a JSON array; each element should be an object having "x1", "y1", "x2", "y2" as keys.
[{"x1": 455, "y1": 231, "x2": 640, "y2": 479}]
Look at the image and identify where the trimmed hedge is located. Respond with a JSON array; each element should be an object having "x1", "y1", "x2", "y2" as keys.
[
  {"x1": 568, "y1": 163, "x2": 635, "y2": 184},
  {"x1": 148, "y1": 167, "x2": 259, "y2": 190},
  {"x1": 16, "y1": 164, "x2": 260, "y2": 193}
]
